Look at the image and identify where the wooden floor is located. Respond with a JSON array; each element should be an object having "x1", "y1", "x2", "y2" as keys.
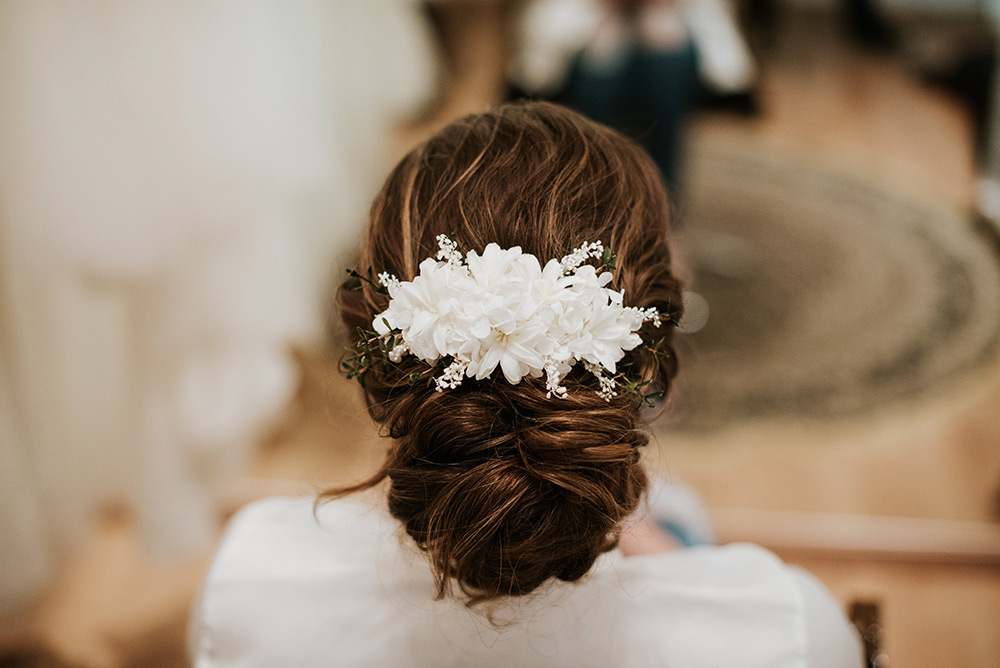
[{"x1": 5, "y1": 8, "x2": 999, "y2": 668}]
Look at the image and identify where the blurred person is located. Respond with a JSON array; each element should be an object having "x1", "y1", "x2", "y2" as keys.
[
  {"x1": 563, "y1": 0, "x2": 698, "y2": 194},
  {"x1": 513, "y1": 0, "x2": 756, "y2": 196},
  {"x1": 189, "y1": 102, "x2": 861, "y2": 667},
  {"x1": 0, "y1": 0, "x2": 435, "y2": 616}
]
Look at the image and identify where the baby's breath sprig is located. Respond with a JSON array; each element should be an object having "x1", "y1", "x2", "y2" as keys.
[
  {"x1": 559, "y1": 241, "x2": 605, "y2": 275},
  {"x1": 603, "y1": 334, "x2": 673, "y2": 409},
  {"x1": 378, "y1": 272, "x2": 401, "y2": 292},
  {"x1": 435, "y1": 234, "x2": 463, "y2": 268},
  {"x1": 435, "y1": 358, "x2": 469, "y2": 391},
  {"x1": 581, "y1": 361, "x2": 618, "y2": 401}
]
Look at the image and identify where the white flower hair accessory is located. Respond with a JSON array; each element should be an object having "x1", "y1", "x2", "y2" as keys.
[{"x1": 345, "y1": 235, "x2": 670, "y2": 403}]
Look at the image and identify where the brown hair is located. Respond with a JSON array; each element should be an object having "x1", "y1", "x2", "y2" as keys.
[{"x1": 323, "y1": 101, "x2": 682, "y2": 604}]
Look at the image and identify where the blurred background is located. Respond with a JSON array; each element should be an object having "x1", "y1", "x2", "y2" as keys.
[{"x1": 2, "y1": 0, "x2": 999, "y2": 666}]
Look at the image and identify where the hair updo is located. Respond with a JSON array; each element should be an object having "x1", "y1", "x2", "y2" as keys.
[{"x1": 324, "y1": 101, "x2": 683, "y2": 605}]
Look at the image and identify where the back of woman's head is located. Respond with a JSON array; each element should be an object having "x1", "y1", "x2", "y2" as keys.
[{"x1": 328, "y1": 101, "x2": 682, "y2": 605}]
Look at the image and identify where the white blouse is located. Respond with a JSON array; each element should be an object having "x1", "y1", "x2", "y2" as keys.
[{"x1": 191, "y1": 496, "x2": 862, "y2": 668}]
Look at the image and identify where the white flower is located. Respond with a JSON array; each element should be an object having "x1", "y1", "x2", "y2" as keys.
[{"x1": 372, "y1": 237, "x2": 658, "y2": 400}]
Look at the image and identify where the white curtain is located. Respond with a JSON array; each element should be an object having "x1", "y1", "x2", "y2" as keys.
[{"x1": 0, "y1": 0, "x2": 436, "y2": 615}]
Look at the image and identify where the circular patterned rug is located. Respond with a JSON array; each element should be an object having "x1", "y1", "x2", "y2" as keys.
[{"x1": 666, "y1": 142, "x2": 1000, "y2": 430}]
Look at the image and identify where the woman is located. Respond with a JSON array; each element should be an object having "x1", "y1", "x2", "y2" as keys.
[{"x1": 190, "y1": 102, "x2": 862, "y2": 667}]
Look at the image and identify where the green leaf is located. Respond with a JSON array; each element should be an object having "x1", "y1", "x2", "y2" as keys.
[
  {"x1": 345, "y1": 266, "x2": 389, "y2": 294},
  {"x1": 602, "y1": 247, "x2": 617, "y2": 272}
]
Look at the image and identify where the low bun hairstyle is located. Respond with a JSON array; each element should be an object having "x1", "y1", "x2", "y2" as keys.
[{"x1": 324, "y1": 102, "x2": 683, "y2": 604}]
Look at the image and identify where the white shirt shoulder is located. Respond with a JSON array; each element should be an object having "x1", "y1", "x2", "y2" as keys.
[{"x1": 191, "y1": 496, "x2": 862, "y2": 668}]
